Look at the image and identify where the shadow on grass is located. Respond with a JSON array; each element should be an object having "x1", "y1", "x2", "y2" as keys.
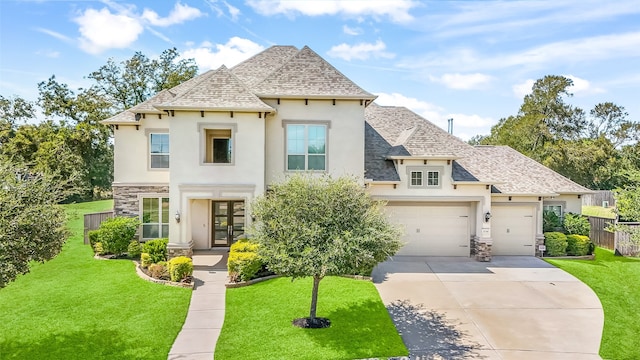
[
  {"x1": 0, "y1": 329, "x2": 146, "y2": 360},
  {"x1": 301, "y1": 299, "x2": 408, "y2": 358},
  {"x1": 386, "y1": 300, "x2": 485, "y2": 359}
]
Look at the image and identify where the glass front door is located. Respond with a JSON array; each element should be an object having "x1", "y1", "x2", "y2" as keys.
[{"x1": 212, "y1": 200, "x2": 245, "y2": 247}]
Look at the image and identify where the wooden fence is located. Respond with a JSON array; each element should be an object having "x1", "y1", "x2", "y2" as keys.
[
  {"x1": 582, "y1": 190, "x2": 615, "y2": 207},
  {"x1": 83, "y1": 210, "x2": 114, "y2": 244},
  {"x1": 588, "y1": 216, "x2": 640, "y2": 255}
]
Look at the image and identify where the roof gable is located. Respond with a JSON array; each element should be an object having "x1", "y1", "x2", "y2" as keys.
[
  {"x1": 250, "y1": 46, "x2": 375, "y2": 99},
  {"x1": 156, "y1": 65, "x2": 274, "y2": 112}
]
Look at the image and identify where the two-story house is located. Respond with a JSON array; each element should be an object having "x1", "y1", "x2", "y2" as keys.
[{"x1": 102, "y1": 45, "x2": 590, "y2": 261}]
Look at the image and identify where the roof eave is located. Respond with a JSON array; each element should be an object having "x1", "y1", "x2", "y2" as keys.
[
  {"x1": 153, "y1": 105, "x2": 276, "y2": 112},
  {"x1": 492, "y1": 192, "x2": 559, "y2": 197},
  {"x1": 256, "y1": 94, "x2": 377, "y2": 100},
  {"x1": 386, "y1": 155, "x2": 462, "y2": 161}
]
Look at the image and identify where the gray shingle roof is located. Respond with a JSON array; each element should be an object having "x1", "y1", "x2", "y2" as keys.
[
  {"x1": 129, "y1": 89, "x2": 176, "y2": 114},
  {"x1": 156, "y1": 65, "x2": 274, "y2": 111},
  {"x1": 231, "y1": 45, "x2": 299, "y2": 87},
  {"x1": 251, "y1": 46, "x2": 376, "y2": 99},
  {"x1": 365, "y1": 103, "x2": 473, "y2": 158},
  {"x1": 455, "y1": 146, "x2": 591, "y2": 194},
  {"x1": 101, "y1": 109, "x2": 137, "y2": 124},
  {"x1": 365, "y1": 122, "x2": 401, "y2": 181}
]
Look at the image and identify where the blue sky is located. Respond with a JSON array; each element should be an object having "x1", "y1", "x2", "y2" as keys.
[{"x1": 1, "y1": 0, "x2": 639, "y2": 140}]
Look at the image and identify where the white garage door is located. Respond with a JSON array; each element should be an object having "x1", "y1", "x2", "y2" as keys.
[
  {"x1": 387, "y1": 204, "x2": 470, "y2": 256},
  {"x1": 492, "y1": 205, "x2": 536, "y2": 255}
]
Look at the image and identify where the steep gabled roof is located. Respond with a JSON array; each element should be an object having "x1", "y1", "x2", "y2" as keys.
[
  {"x1": 455, "y1": 146, "x2": 592, "y2": 195},
  {"x1": 365, "y1": 103, "x2": 473, "y2": 158},
  {"x1": 231, "y1": 45, "x2": 299, "y2": 87},
  {"x1": 101, "y1": 109, "x2": 137, "y2": 124},
  {"x1": 156, "y1": 65, "x2": 274, "y2": 112},
  {"x1": 365, "y1": 122, "x2": 401, "y2": 182},
  {"x1": 251, "y1": 46, "x2": 376, "y2": 99}
]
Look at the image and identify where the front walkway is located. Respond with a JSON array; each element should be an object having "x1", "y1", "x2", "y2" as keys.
[
  {"x1": 372, "y1": 256, "x2": 604, "y2": 359},
  {"x1": 168, "y1": 250, "x2": 228, "y2": 360}
]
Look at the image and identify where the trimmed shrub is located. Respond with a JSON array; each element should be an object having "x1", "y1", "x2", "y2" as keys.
[
  {"x1": 543, "y1": 210, "x2": 563, "y2": 233},
  {"x1": 563, "y1": 213, "x2": 590, "y2": 236},
  {"x1": 142, "y1": 238, "x2": 168, "y2": 263},
  {"x1": 168, "y1": 256, "x2": 193, "y2": 282},
  {"x1": 148, "y1": 263, "x2": 169, "y2": 280},
  {"x1": 228, "y1": 239, "x2": 263, "y2": 282},
  {"x1": 127, "y1": 241, "x2": 142, "y2": 258},
  {"x1": 91, "y1": 216, "x2": 140, "y2": 256},
  {"x1": 88, "y1": 230, "x2": 100, "y2": 247},
  {"x1": 566, "y1": 234, "x2": 592, "y2": 256},
  {"x1": 93, "y1": 242, "x2": 105, "y2": 255},
  {"x1": 140, "y1": 253, "x2": 152, "y2": 268},
  {"x1": 544, "y1": 232, "x2": 568, "y2": 256}
]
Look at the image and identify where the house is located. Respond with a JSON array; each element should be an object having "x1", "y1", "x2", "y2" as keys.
[{"x1": 102, "y1": 45, "x2": 590, "y2": 261}]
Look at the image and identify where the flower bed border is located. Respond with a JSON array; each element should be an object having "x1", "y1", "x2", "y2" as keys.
[{"x1": 134, "y1": 261, "x2": 194, "y2": 289}]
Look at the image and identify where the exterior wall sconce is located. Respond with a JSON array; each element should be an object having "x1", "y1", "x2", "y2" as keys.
[
  {"x1": 484, "y1": 212, "x2": 492, "y2": 222},
  {"x1": 175, "y1": 210, "x2": 181, "y2": 223}
]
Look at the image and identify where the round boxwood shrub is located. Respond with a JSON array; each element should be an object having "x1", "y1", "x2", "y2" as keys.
[
  {"x1": 566, "y1": 234, "x2": 592, "y2": 256},
  {"x1": 168, "y1": 256, "x2": 193, "y2": 282},
  {"x1": 227, "y1": 239, "x2": 263, "y2": 282},
  {"x1": 142, "y1": 238, "x2": 168, "y2": 263},
  {"x1": 127, "y1": 241, "x2": 142, "y2": 258},
  {"x1": 544, "y1": 232, "x2": 568, "y2": 256},
  {"x1": 91, "y1": 216, "x2": 140, "y2": 256}
]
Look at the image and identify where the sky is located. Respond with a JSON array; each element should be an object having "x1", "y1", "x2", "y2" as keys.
[{"x1": 1, "y1": 0, "x2": 639, "y2": 140}]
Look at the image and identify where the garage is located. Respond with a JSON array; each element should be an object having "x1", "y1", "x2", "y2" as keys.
[
  {"x1": 491, "y1": 205, "x2": 536, "y2": 255},
  {"x1": 387, "y1": 203, "x2": 471, "y2": 256}
]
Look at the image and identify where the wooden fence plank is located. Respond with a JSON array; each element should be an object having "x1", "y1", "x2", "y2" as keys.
[{"x1": 83, "y1": 211, "x2": 114, "y2": 244}]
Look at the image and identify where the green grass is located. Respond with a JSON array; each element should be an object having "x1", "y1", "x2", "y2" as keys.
[
  {"x1": 546, "y1": 248, "x2": 640, "y2": 360},
  {"x1": 0, "y1": 200, "x2": 192, "y2": 360},
  {"x1": 215, "y1": 276, "x2": 408, "y2": 360},
  {"x1": 582, "y1": 205, "x2": 616, "y2": 219}
]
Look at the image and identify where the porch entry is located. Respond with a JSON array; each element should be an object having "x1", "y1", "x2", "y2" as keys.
[{"x1": 212, "y1": 200, "x2": 245, "y2": 247}]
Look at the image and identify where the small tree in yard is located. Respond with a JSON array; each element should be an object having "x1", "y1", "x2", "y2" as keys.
[
  {"x1": 0, "y1": 162, "x2": 69, "y2": 288},
  {"x1": 250, "y1": 174, "x2": 402, "y2": 328}
]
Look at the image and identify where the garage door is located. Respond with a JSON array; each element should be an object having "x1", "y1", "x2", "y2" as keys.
[
  {"x1": 387, "y1": 204, "x2": 470, "y2": 256},
  {"x1": 491, "y1": 205, "x2": 536, "y2": 255}
]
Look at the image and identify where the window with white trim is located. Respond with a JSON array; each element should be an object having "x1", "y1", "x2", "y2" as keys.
[
  {"x1": 205, "y1": 129, "x2": 232, "y2": 164},
  {"x1": 543, "y1": 204, "x2": 563, "y2": 218},
  {"x1": 141, "y1": 197, "x2": 169, "y2": 239},
  {"x1": 286, "y1": 124, "x2": 326, "y2": 171},
  {"x1": 410, "y1": 171, "x2": 423, "y2": 186},
  {"x1": 427, "y1": 171, "x2": 440, "y2": 186},
  {"x1": 150, "y1": 133, "x2": 169, "y2": 168}
]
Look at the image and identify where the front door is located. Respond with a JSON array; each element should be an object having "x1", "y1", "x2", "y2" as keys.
[{"x1": 212, "y1": 201, "x2": 245, "y2": 247}]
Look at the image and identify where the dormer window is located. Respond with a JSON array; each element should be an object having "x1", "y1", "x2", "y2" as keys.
[
  {"x1": 410, "y1": 171, "x2": 423, "y2": 186},
  {"x1": 407, "y1": 166, "x2": 443, "y2": 189},
  {"x1": 427, "y1": 171, "x2": 440, "y2": 186}
]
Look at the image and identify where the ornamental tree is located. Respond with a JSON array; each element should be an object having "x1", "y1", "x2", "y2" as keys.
[{"x1": 250, "y1": 174, "x2": 402, "y2": 328}]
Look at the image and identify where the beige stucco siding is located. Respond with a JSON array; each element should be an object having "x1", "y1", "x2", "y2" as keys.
[
  {"x1": 263, "y1": 99, "x2": 365, "y2": 185},
  {"x1": 112, "y1": 120, "x2": 170, "y2": 184}
]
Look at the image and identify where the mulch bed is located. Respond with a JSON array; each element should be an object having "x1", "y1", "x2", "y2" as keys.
[{"x1": 292, "y1": 317, "x2": 331, "y2": 329}]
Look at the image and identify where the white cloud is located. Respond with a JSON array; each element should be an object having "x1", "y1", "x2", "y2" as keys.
[
  {"x1": 512, "y1": 79, "x2": 535, "y2": 98},
  {"x1": 565, "y1": 75, "x2": 605, "y2": 95},
  {"x1": 327, "y1": 40, "x2": 394, "y2": 61},
  {"x1": 74, "y1": 8, "x2": 144, "y2": 54},
  {"x1": 35, "y1": 28, "x2": 73, "y2": 43},
  {"x1": 246, "y1": 0, "x2": 418, "y2": 23},
  {"x1": 181, "y1": 37, "x2": 264, "y2": 71},
  {"x1": 429, "y1": 73, "x2": 493, "y2": 90},
  {"x1": 343, "y1": 25, "x2": 362, "y2": 35},
  {"x1": 224, "y1": 1, "x2": 241, "y2": 21},
  {"x1": 142, "y1": 2, "x2": 204, "y2": 27},
  {"x1": 374, "y1": 92, "x2": 495, "y2": 140}
]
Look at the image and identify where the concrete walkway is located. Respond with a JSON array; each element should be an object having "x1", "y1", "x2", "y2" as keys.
[
  {"x1": 168, "y1": 251, "x2": 228, "y2": 360},
  {"x1": 372, "y1": 256, "x2": 604, "y2": 360}
]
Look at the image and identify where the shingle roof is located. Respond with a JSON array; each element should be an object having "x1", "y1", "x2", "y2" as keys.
[
  {"x1": 156, "y1": 65, "x2": 274, "y2": 111},
  {"x1": 101, "y1": 109, "x2": 137, "y2": 124},
  {"x1": 129, "y1": 89, "x2": 176, "y2": 114},
  {"x1": 455, "y1": 146, "x2": 591, "y2": 194},
  {"x1": 231, "y1": 45, "x2": 299, "y2": 87},
  {"x1": 365, "y1": 104, "x2": 473, "y2": 158},
  {"x1": 251, "y1": 46, "x2": 376, "y2": 99},
  {"x1": 365, "y1": 104, "x2": 591, "y2": 195}
]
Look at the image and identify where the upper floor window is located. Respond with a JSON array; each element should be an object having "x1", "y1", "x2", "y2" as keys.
[
  {"x1": 287, "y1": 124, "x2": 326, "y2": 171},
  {"x1": 150, "y1": 133, "x2": 169, "y2": 168},
  {"x1": 407, "y1": 166, "x2": 442, "y2": 189},
  {"x1": 205, "y1": 129, "x2": 232, "y2": 164},
  {"x1": 427, "y1": 171, "x2": 439, "y2": 187},
  {"x1": 410, "y1": 171, "x2": 423, "y2": 186}
]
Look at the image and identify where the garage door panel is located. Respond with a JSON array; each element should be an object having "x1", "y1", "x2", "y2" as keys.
[
  {"x1": 492, "y1": 206, "x2": 535, "y2": 256},
  {"x1": 388, "y1": 205, "x2": 470, "y2": 257}
]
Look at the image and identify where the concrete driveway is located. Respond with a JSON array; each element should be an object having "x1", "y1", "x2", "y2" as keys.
[{"x1": 372, "y1": 256, "x2": 604, "y2": 360}]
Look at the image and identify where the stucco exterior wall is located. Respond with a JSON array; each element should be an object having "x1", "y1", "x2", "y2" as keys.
[
  {"x1": 112, "y1": 118, "x2": 170, "y2": 184},
  {"x1": 263, "y1": 99, "x2": 365, "y2": 185},
  {"x1": 547, "y1": 194, "x2": 583, "y2": 214}
]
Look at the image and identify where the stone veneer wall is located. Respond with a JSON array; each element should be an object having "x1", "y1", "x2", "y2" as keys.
[
  {"x1": 474, "y1": 238, "x2": 492, "y2": 262},
  {"x1": 535, "y1": 234, "x2": 545, "y2": 257},
  {"x1": 470, "y1": 235, "x2": 478, "y2": 256},
  {"x1": 113, "y1": 185, "x2": 169, "y2": 217}
]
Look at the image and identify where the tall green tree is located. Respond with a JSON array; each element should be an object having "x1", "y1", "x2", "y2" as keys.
[
  {"x1": 250, "y1": 174, "x2": 402, "y2": 328},
  {"x1": 88, "y1": 47, "x2": 197, "y2": 111},
  {"x1": 0, "y1": 161, "x2": 69, "y2": 288}
]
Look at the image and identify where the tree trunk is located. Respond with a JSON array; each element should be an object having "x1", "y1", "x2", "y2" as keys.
[{"x1": 309, "y1": 275, "x2": 322, "y2": 320}]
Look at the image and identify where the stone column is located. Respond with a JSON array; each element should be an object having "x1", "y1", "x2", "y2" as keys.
[{"x1": 474, "y1": 238, "x2": 492, "y2": 262}]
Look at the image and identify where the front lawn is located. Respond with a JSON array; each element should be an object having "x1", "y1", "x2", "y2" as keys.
[
  {"x1": 582, "y1": 205, "x2": 616, "y2": 219},
  {"x1": 546, "y1": 248, "x2": 640, "y2": 360},
  {"x1": 215, "y1": 276, "x2": 408, "y2": 359},
  {"x1": 0, "y1": 200, "x2": 192, "y2": 359}
]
